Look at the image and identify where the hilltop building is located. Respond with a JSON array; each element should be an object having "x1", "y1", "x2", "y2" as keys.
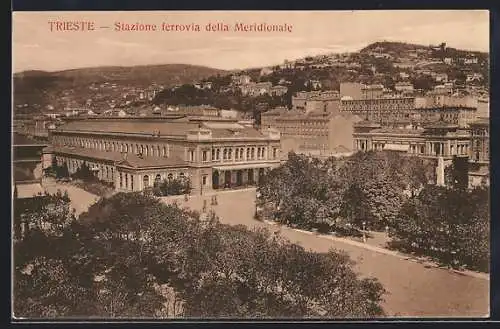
[
  {"x1": 240, "y1": 82, "x2": 273, "y2": 97},
  {"x1": 231, "y1": 74, "x2": 252, "y2": 85}
]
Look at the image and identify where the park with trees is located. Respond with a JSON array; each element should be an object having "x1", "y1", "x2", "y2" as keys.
[
  {"x1": 256, "y1": 151, "x2": 489, "y2": 272},
  {"x1": 13, "y1": 190, "x2": 386, "y2": 318}
]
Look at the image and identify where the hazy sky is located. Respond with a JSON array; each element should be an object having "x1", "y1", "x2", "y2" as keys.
[{"x1": 12, "y1": 10, "x2": 489, "y2": 73}]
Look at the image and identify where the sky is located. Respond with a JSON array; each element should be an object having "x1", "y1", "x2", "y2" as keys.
[{"x1": 12, "y1": 10, "x2": 489, "y2": 73}]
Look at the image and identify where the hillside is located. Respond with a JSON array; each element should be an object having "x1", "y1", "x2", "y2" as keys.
[
  {"x1": 13, "y1": 64, "x2": 227, "y2": 114},
  {"x1": 360, "y1": 41, "x2": 488, "y2": 61}
]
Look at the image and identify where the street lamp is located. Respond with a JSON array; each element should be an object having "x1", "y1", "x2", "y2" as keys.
[{"x1": 362, "y1": 221, "x2": 367, "y2": 243}]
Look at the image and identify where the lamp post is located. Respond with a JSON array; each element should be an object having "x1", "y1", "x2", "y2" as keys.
[{"x1": 362, "y1": 221, "x2": 366, "y2": 243}]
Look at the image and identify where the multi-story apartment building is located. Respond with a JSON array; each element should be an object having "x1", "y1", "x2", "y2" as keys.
[
  {"x1": 341, "y1": 94, "x2": 477, "y2": 128},
  {"x1": 340, "y1": 97, "x2": 416, "y2": 125},
  {"x1": 45, "y1": 116, "x2": 281, "y2": 194},
  {"x1": 291, "y1": 90, "x2": 341, "y2": 114},
  {"x1": 261, "y1": 107, "x2": 361, "y2": 156}
]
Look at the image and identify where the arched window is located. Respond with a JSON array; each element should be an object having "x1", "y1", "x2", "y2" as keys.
[
  {"x1": 223, "y1": 149, "x2": 228, "y2": 160},
  {"x1": 240, "y1": 148, "x2": 244, "y2": 159},
  {"x1": 157, "y1": 146, "x2": 160, "y2": 157},
  {"x1": 246, "y1": 148, "x2": 250, "y2": 159},
  {"x1": 163, "y1": 146, "x2": 167, "y2": 157},
  {"x1": 131, "y1": 176, "x2": 134, "y2": 191},
  {"x1": 228, "y1": 149, "x2": 232, "y2": 160},
  {"x1": 143, "y1": 175, "x2": 150, "y2": 188},
  {"x1": 167, "y1": 173, "x2": 173, "y2": 180},
  {"x1": 216, "y1": 149, "x2": 220, "y2": 160},
  {"x1": 155, "y1": 174, "x2": 162, "y2": 186}
]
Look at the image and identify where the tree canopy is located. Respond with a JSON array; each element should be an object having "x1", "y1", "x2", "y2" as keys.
[{"x1": 14, "y1": 191, "x2": 386, "y2": 319}]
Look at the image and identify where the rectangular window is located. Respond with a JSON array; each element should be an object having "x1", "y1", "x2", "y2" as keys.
[
  {"x1": 202, "y1": 150, "x2": 208, "y2": 162},
  {"x1": 202, "y1": 175, "x2": 207, "y2": 186}
]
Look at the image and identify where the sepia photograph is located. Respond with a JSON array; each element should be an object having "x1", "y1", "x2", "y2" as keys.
[{"x1": 12, "y1": 10, "x2": 490, "y2": 320}]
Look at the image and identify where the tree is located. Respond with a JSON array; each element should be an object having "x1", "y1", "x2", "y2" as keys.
[
  {"x1": 339, "y1": 183, "x2": 373, "y2": 229},
  {"x1": 390, "y1": 185, "x2": 490, "y2": 272},
  {"x1": 411, "y1": 75, "x2": 436, "y2": 91},
  {"x1": 15, "y1": 192, "x2": 387, "y2": 318},
  {"x1": 71, "y1": 163, "x2": 96, "y2": 182},
  {"x1": 14, "y1": 192, "x2": 167, "y2": 318}
]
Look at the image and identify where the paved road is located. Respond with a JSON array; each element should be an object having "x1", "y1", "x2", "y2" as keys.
[
  {"x1": 163, "y1": 189, "x2": 490, "y2": 318},
  {"x1": 43, "y1": 182, "x2": 99, "y2": 217}
]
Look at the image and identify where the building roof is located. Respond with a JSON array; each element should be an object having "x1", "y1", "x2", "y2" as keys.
[
  {"x1": 54, "y1": 146, "x2": 125, "y2": 162},
  {"x1": 56, "y1": 118, "x2": 274, "y2": 141},
  {"x1": 423, "y1": 121, "x2": 459, "y2": 130},
  {"x1": 56, "y1": 119, "x2": 200, "y2": 137},
  {"x1": 369, "y1": 128, "x2": 422, "y2": 135},
  {"x1": 116, "y1": 154, "x2": 187, "y2": 169},
  {"x1": 354, "y1": 120, "x2": 382, "y2": 129},
  {"x1": 210, "y1": 127, "x2": 268, "y2": 139},
  {"x1": 13, "y1": 133, "x2": 49, "y2": 146},
  {"x1": 262, "y1": 108, "x2": 288, "y2": 116},
  {"x1": 469, "y1": 117, "x2": 489, "y2": 127},
  {"x1": 53, "y1": 146, "x2": 187, "y2": 169}
]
